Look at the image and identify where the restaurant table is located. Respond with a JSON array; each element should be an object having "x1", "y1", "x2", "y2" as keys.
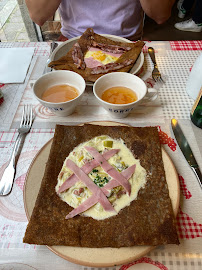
[{"x1": 0, "y1": 40, "x2": 202, "y2": 270}]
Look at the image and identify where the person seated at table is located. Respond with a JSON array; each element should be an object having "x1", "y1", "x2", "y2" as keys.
[
  {"x1": 175, "y1": 0, "x2": 202, "y2": 32},
  {"x1": 25, "y1": 0, "x2": 175, "y2": 41}
]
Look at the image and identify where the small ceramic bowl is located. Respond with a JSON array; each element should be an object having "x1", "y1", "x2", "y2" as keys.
[
  {"x1": 93, "y1": 72, "x2": 158, "y2": 118},
  {"x1": 33, "y1": 70, "x2": 86, "y2": 116}
]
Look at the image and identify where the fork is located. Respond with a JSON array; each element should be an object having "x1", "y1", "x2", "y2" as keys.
[
  {"x1": 43, "y1": 41, "x2": 58, "y2": 74},
  {"x1": 0, "y1": 105, "x2": 33, "y2": 196},
  {"x1": 148, "y1": 47, "x2": 164, "y2": 82}
]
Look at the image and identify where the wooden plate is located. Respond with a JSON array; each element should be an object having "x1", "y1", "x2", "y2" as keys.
[{"x1": 24, "y1": 122, "x2": 180, "y2": 267}]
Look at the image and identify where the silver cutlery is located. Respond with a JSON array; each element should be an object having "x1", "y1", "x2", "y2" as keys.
[
  {"x1": 43, "y1": 41, "x2": 58, "y2": 74},
  {"x1": 148, "y1": 47, "x2": 164, "y2": 82},
  {"x1": 0, "y1": 105, "x2": 33, "y2": 196},
  {"x1": 171, "y1": 118, "x2": 202, "y2": 189}
]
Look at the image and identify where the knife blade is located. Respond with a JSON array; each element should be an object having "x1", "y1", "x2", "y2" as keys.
[
  {"x1": 43, "y1": 41, "x2": 58, "y2": 74},
  {"x1": 171, "y1": 118, "x2": 202, "y2": 189}
]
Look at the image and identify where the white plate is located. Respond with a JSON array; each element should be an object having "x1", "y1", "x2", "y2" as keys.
[{"x1": 50, "y1": 35, "x2": 144, "y2": 86}]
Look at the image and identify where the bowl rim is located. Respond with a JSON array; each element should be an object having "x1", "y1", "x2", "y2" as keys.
[
  {"x1": 93, "y1": 72, "x2": 147, "y2": 107},
  {"x1": 33, "y1": 70, "x2": 86, "y2": 105}
]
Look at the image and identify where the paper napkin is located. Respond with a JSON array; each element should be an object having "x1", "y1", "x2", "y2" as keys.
[{"x1": 0, "y1": 47, "x2": 35, "y2": 84}]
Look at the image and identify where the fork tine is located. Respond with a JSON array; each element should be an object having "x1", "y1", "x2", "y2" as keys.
[
  {"x1": 21, "y1": 105, "x2": 33, "y2": 128},
  {"x1": 20, "y1": 105, "x2": 25, "y2": 127},
  {"x1": 27, "y1": 105, "x2": 30, "y2": 126},
  {"x1": 153, "y1": 75, "x2": 164, "y2": 83},
  {"x1": 160, "y1": 76, "x2": 164, "y2": 83},
  {"x1": 152, "y1": 76, "x2": 157, "y2": 82},
  {"x1": 29, "y1": 105, "x2": 33, "y2": 127},
  {"x1": 26, "y1": 105, "x2": 32, "y2": 128},
  {"x1": 25, "y1": 105, "x2": 29, "y2": 126},
  {"x1": 157, "y1": 76, "x2": 164, "y2": 83}
]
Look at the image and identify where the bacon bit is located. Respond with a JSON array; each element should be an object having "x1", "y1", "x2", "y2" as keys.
[
  {"x1": 59, "y1": 172, "x2": 64, "y2": 179},
  {"x1": 117, "y1": 189, "x2": 126, "y2": 199},
  {"x1": 83, "y1": 158, "x2": 89, "y2": 164},
  {"x1": 73, "y1": 188, "x2": 84, "y2": 196}
]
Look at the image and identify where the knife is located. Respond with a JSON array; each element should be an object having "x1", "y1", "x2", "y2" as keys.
[
  {"x1": 171, "y1": 118, "x2": 202, "y2": 189},
  {"x1": 43, "y1": 41, "x2": 58, "y2": 74}
]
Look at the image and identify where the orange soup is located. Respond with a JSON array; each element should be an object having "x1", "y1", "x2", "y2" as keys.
[
  {"x1": 41, "y1": 84, "x2": 79, "y2": 103},
  {"x1": 101, "y1": 86, "x2": 137, "y2": 104}
]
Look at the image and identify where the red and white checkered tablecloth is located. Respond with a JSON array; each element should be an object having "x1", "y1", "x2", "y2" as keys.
[
  {"x1": 0, "y1": 41, "x2": 202, "y2": 270},
  {"x1": 170, "y1": 40, "x2": 202, "y2": 51}
]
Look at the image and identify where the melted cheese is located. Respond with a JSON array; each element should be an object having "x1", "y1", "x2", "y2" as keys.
[
  {"x1": 84, "y1": 48, "x2": 120, "y2": 66},
  {"x1": 56, "y1": 136, "x2": 147, "y2": 220}
]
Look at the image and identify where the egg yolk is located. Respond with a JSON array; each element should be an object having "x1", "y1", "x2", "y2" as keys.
[{"x1": 85, "y1": 50, "x2": 119, "y2": 65}]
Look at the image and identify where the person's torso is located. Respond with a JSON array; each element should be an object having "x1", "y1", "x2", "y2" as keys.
[{"x1": 59, "y1": 0, "x2": 144, "y2": 40}]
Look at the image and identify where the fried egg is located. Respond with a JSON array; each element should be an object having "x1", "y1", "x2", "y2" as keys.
[{"x1": 84, "y1": 47, "x2": 122, "y2": 68}]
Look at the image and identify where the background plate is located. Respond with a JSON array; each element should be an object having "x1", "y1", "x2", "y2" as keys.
[
  {"x1": 50, "y1": 35, "x2": 144, "y2": 86},
  {"x1": 24, "y1": 121, "x2": 180, "y2": 268}
]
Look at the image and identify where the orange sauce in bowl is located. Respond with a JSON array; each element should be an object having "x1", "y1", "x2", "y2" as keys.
[
  {"x1": 101, "y1": 86, "x2": 137, "y2": 104},
  {"x1": 41, "y1": 84, "x2": 79, "y2": 103}
]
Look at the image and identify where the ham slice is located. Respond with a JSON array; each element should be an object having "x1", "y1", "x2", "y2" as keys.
[
  {"x1": 84, "y1": 47, "x2": 122, "y2": 68},
  {"x1": 90, "y1": 59, "x2": 133, "y2": 75},
  {"x1": 66, "y1": 195, "x2": 98, "y2": 219},
  {"x1": 101, "y1": 164, "x2": 136, "y2": 196},
  {"x1": 72, "y1": 42, "x2": 86, "y2": 69},
  {"x1": 85, "y1": 47, "x2": 123, "y2": 58},
  {"x1": 91, "y1": 41, "x2": 131, "y2": 54},
  {"x1": 65, "y1": 159, "x2": 115, "y2": 214},
  {"x1": 84, "y1": 56, "x2": 104, "y2": 69},
  {"x1": 59, "y1": 147, "x2": 136, "y2": 219},
  {"x1": 85, "y1": 146, "x2": 131, "y2": 194},
  {"x1": 58, "y1": 149, "x2": 119, "y2": 193}
]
